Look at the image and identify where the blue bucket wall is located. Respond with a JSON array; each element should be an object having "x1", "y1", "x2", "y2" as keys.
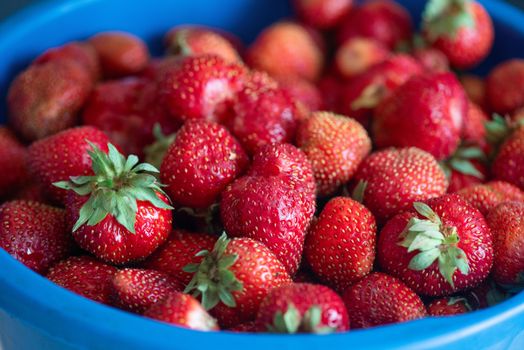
[{"x1": 0, "y1": 0, "x2": 524, "y2": 349}]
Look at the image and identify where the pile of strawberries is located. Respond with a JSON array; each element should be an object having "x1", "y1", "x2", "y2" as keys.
[{"x1": 1, "y1": 0, "x2": 523, "y2": 334}]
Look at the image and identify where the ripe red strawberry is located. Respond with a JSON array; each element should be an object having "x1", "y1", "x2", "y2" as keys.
[
  {"x1": 55, "y1": 142, "x2": 173, "y2": 264},
  {"x1": 47, "y1": 256, "x2": 118, "y2": 304},
  {"x1": 487, "y1": 202, "x2": 524, "y2": 285},
  {"x1": 351, "y1": 147, "x2": 448, "y2": 223},
  {"x1": 461, "y1": 75, "x2": 487, "y2": 110},
  {"x1": 378, "y1": 195, "x2": 493, "y2": 296},
  {"x1": 457, "y1": 181, "x2": 524, "y2": 216},
  {"x1": 184, "y1": 234, "x2": 291, "y2": 327},
  {"x1": 159, "y1": 55, "x2": 246, "y2": 124},
  {"x1": 413, "y1": 47, "x2": 450, "y2": 73},
  {"x1": 486, "y1": 59, "x2": 524, "y2": 114},
  {"x1": 8, "y1": 59, "x2": 93, "y2": 141},
  {"x1": 111, "y1": 268, "x2": 183, "y2": 313},
  {"x1": 334, "y1": 37, "x2": 389, "y2": 80},
  {"x1": 305, "y1": 197, "x2": 376, "y2": 292},
  {"x1": 296, "y1": 111, "x2": 371, "y2": 196},
  {"x1": 342, "y1": 272, "x2": 427, "y2": 328},
  {"x1": 337, "y1": 0, "x2": 412, "y2": 50},
  {"x1": 89, "y1": 31, "x2": 149, "y2": 78},
  {"x1": 255, "y1": 283, "x2": 349, "y2": 333},
  {"x1": 373, "y1": 72, "x2": 467, "y2": 160},
  {"x1": 293, "y1": 0, "x2": 353, "y2": 29},
  {"x1": 0, "y1": 200, "x2": 72, "y2": 274},
  {"x1": 246, "y1": 21, "x2": 324, "y2": 81},
  {"x1": 221, "y1": 176, "x2": 314, "y2": 275},
  {"x1": 145, "y1": 230, "x2": 217, "y2": 285},
  {"x1": 229, "y1": 71, "x2": 301, "y2": 155},
  {"x1": 423, "y1": 0, "x2": 493, "y2": 69},
  {"x1": 164, "y1": 26, "x2": 240, "y2": 63},
  {"x1": 463, "y1": 101, "x2": 488, "y2": 148},
  {"x1": 0, "y1": 127, "x2": 28, "y2": 197},
  {"x1": 144, "y1": 292, "x2": 218, "y2": 331},
  {"x1": 427, "y1": 297, "x2": 471, "y2": 316},
  {"x1": 160, "y1": 120, "x2": 248, "y2": 209},
  {"x1": 277, "y1": 76, "x2": 323, "y2": 112},
  {"x1": 492, "y1": 127, "x2": 524, "y2": 191},
  {"x1": 27, "y1": 126, "x2": 110, "y2": 204}
]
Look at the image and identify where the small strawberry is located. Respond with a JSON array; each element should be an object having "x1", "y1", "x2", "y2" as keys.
[
  {"x1": 246, "y1": 21, "x2": 324, "y2": 81},
  {"x1": 461, "y1": 75, "x2": 487, "y2": 110},
  {"x1": 486, "y1": 59, "x2": 524, "y2": 114},
  {"x1": 457, "y1": 181, "x2": 524, "y2": 216},
  {"x1": 342, "y1": 272, "x2": 427, "y2": 328},
  {"x1": 293, "y1": 0, "x2": 354, "y2": 29},
  {"x1": 337, "y1": 0, "x2": 412, "y2": 50},
  {"x1": 413, "y1": 47, "x2": 450, "y2": 73},
  {"x1": 111, "y1": 268, "x2": 183, "y2": 313},
  {"x1": 373, "y1": 72, "x2": 467, "y2": 160},
  {"x1": 378, "y1": 195, "x2": 493, "y2": 296},
  {"x1": 46, "y1": 256, "x2": 118, "y2": 304},
  {"x1": 334, "y1": 37, "x2": 389, "y2": 80},
  {"x1": 463, "y1": 101, "x2": 488, "y2": 148},
  {"x1": 305, "y1": 197, "x2": 376, "y2": 292},
  {"x1": 255, "y1": 283, "x2": 349, "y2": 334},
  {"x1": 54, "y1": 142, "x2": 173, "y2": 264},
  {"x1": 27, "y1": 126, "x2": 110, "y2": 204},
  {"x1": 423, "y1": 0, "x2": 493, "y2": 69},
  {"x1": 144, "y1": 292, "x2": 218, "y2": 331},
  {"x1": 427, "y1": 297, "x2": 471, "y2": 316},
  {"x1": 159, "y1": 55, "x2": 246, "y2": 124},
  {"x1": 296, "y1": 111, "x2": 371, "y2": 196},
  {"x1": 89, "y1": 31, "x2": 149, "y2": 78},
  {"x1": 351, "y1": 147, "x2": 448, "y2": 223},
  {"x1": 183, "y1": 234, "x2": 291, "y2": 327},
  {"x1": 0, "y1": 127, "x2": 28, "y2": 197},
  {"x1": 0, "y1": 200, "x2": 72, "y2": 274},
  {"x1": 492, "y1": 127, "x2": 524, "y2": 191},
  {"x1": 277, "y1": 76, "x2": 323, "y2": 112},
  {"x1": 160, "y1": 120, "x2": 248, "y2": 209},
  {"x1": 487, "y1": 202, "x2": 524, "y2": 286}
]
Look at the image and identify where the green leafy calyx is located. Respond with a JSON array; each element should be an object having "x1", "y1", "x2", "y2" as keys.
[
  {"x1": 423, "y1": 0, "x2": 474, "y2": 41},
  {"x1": 143, "y1": 123, "x2": 177, "y2": 170},
  {"x1": 53, "y1": 141, "x2": 173, "y2": 233},
  {"x1": 183, "y1": 233, "x2": 243, "y2": 310},
  {"x1": 398, "y1": 202, "x2": 470, "y2": 287},
  {"x1": 266, "y1": 303, "x2": 335, "y2": 334},
  {"x1": 440, "y1": 146, "x2": 486, "y2": 179},
  {"x1": 352, "y1": 180, "x2": 368, "y2": 203}
]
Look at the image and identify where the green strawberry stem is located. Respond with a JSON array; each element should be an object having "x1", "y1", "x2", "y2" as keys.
[
  {"x1": 352, "y1": 180, "x2": 368, "y2": 203},
  {"x1": 183, "y1": 233, "x2": 243, "y2": 310},
  {"x1": 440, "y1": 145, "x2": 486, "y2": 179},
  {"x1": 398, "y1": 202, "x2": 470, "y2": 287},
  {"x1": 53, "y1": 141, "x2": 173, "y2": 234},
  {"x1": 267, "y1": 303, "x2": 334, "y2": 334},
  {"x1": 143, "y1": 123, "x2": 177, "y2": 170},
  {"x1": 423, "y1": 0, "x2": 474, "y2": 41},
  {"x1": 447, "y1": 296, "x2": 472, "y2": 311}
]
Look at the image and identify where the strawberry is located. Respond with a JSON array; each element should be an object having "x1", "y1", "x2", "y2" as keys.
[
  {"x1": 457, "y1": 181, "x2": 524, "y2": 216},
  {"x1": 229, "y1": 71, "x2": 301, "y2": 155},
  {"x1": 373, "y1": 72, "x2": 467, "y2": 160},
  {"x1": 164, "y1": 26, "x2": 240, "y2": 64},
  {"x1": 88, "y1": 31, "x2": 149, "y2": 78},
  {"x1": 351, "y1": 147, "x2": 448, "y2": 223},
  {"x1": 111, "y1": 268, "x2": 183, "y2": 313},
  {"x1": 144, "y1": 292, "x2": 218, "y2": 331},
  {"x1": 54, "y1": 142, "x2": 173, "y2": 264},
  {"x1": 159, "y1": 55, "x2": 246, "y2": 124},
  {"x1": 293, "y1": 0, "x2": 354, "y2": 29},
  {"x1": 0, "y1": 200, "x2": 72, "y2": 274},
  {"x1": 342, "y1": 272, "x2": 427, "y2": 328},
  {"x1": 317, "y1": 74, "x2": 343, "y2": 112},
  {"x1": 413, "y1": 47, "x2": 450, "y2": 73},
  {"x1": 255, "y1": 283, "x2": 349, "y2": 333},
  {"x1": 277, "y1": 76, "x2": 323, "y2": 112},
  {"x1": 8, "y1": 59, "x2": 92, "y2": 141},
  {"x1": 220, "y1": 176, "x2": 314, "y2": 275},
  {"x1": 378, "y1": 195, "x2": 493, "y2": 296},
  {"x1": 446, "y1": 158, "x2": 487, "y2": 193},
  {"x1": 487, "y1": 202, "x2": 524, "y2": 285},
  {"x1": 183, "y1": 234, "x2": 291, "y2": 327},
  {"x1": 423, "y1": 0, "x2": 493, "y2": 69},
  {"x1": 337, "y1": 0, "x2": 412, "y2": 50},
  {"x1": 0, "y1": 127, "x2": 28, "y2": 197},
  {"x1": 486, "y1": 59, "x2": 524, "y2": 114},
  {"x1": 145, "y1": 230, "x2": 217, "y2": 285},
  {"x1": 296, "y1": 111, "x2": 371, "y2": 196},
  {"x1": 463, "y1": 101, "x2": 488, "y2": 148},
  {"x1": 427, "y1": 297, "x2": 471, "y2": 316},
  {"x1": 160, "y1": 120, "x2": 248, "y2": 209},
  {"x1": 246, "y1": 21, "x2": 324, "y2": 81},
  {"x1": 492, "y1": 127, "x2": 524, "y2": 191},
  {"x1": 334, "y1": 37, "x2": 389, "y2": 80},
  {"x1": 46, "y1": 256, "x2": 118, "y2": 304},
  {"x1": 27, "y1": 126, "x2": 110, "y2": 204},
  {"x1": 305, "y1": 197, "x2": 376, "y2": 292},
  {"x1": 461, "y1": 75, "x2": 487, "y2": 110}
]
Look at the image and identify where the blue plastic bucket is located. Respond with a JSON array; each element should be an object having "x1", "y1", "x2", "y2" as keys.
[{"x1": 0, "y1": 0, "x2": 523, "y2": 349}]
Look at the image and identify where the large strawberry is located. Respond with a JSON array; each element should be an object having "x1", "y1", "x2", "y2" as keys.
[
  {"x1": 373, "y1": 72, "x2": 467, "y2": 160},
  {"x1": 423, "y1": 0, "x2": 493, "y2": 69},
  {"x1": 296, "y1": 111, "x2": 371, "y2": 196},
  {"x1": 255, "y1": 283, "x2": 349, "y2": 333},
  {"x1": 183, "y1": 234, "x2": 291, "y2": 327},
  {"x1": 378, "y1": 195, "x2": 493, "y2": 296},
  {"x1": 351, "y1": 147, "x2": 448, "y2": 223},
  {"x1": 293, "y1": 0, "x2": 354, "y2": 29},
  {"x1": 492, "y1": 126, "x2": 524, "y2": 191},
  {"x1": 486, "y1": 59, "x2": 524, "y2": 114},
  {"x1": 305, "y1": 197, "x2": 376, "y2": 292},
  {"x1": 457, "y1": 181, "x2": 524, "y2": 216},
  {"x1": 0, "y1": 200, "x2": 72, "y2": 274},
  {"x1": 54, "y1": 142, "x2": 173, "y2": 264},
  {"x1": 342, "y1": 272, "x2": 427, "y2": 328},
  {"x1": 0, "y1": 127, "x2": 28, "y2": 198}
]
